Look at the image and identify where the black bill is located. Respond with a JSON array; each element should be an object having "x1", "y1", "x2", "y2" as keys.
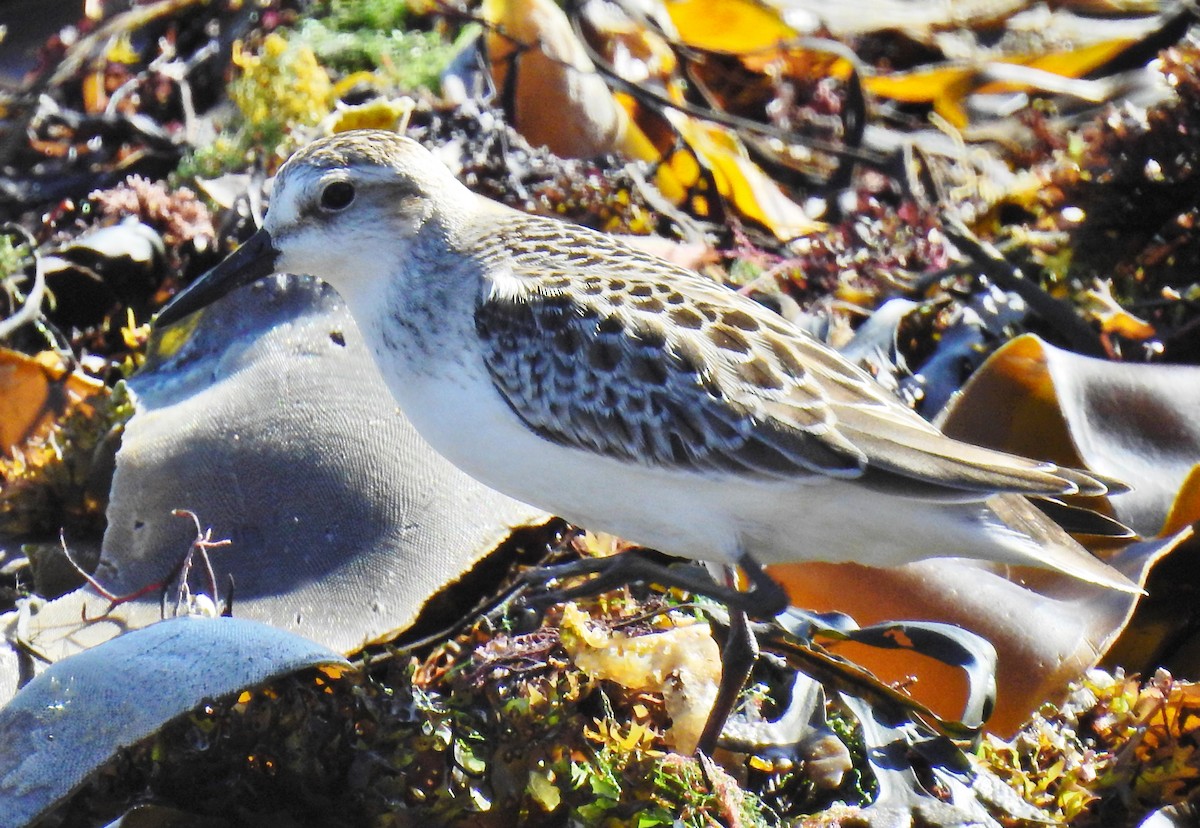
[{"x1": 154, "y1": 228, "x2": 280, "y2": 329}]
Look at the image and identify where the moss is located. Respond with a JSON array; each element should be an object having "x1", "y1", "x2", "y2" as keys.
[
  {"x1": 232, "y1": 32, "x2": 334, "y2": 160},
  {"x1": 0, "y1": 233, "x2": 30, "y2": 281},
  {"x1": 291, "y1": 10, "x2": 464, "y2": 93}
]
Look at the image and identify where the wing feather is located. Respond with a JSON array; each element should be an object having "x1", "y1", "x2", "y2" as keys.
[{"x1": 472, "y1": 216, "x2": 1115, "y2": 498}]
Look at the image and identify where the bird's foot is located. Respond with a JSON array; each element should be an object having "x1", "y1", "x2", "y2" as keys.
[
  {"x1": 519, "y1": 549, "x2": 788, "y2": 621},
  {"x1": 518, "y1": 547, "x2": 665, "y2": 617}
]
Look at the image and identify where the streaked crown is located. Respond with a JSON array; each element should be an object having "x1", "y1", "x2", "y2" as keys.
[{"x1": 264, "y1": 131, "x2": 472, "y2": 288}]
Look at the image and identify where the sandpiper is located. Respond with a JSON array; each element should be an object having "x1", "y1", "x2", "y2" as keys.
[{"x1": 155, "y1": 130, "x2": 1136, "y2": 750}]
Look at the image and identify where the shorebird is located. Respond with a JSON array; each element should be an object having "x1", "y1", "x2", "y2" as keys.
[{"x1": 155, "y1": 130, "x2": 1136, "y2": 752}]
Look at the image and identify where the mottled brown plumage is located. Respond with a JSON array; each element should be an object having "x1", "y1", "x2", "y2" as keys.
[
  {"x1": 157, "y1": 130, "x2": 1138, "y2": 597},
  {"x1": 472, "y1": 213, "x2": 1119, "y2": 498}
]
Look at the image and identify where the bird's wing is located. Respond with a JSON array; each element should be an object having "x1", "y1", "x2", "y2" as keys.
[{"x1": 473, "y1": 217, "x2": 1110, "y2": 497}]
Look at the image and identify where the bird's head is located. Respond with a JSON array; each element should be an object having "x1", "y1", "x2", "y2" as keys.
[{"x1": 154, "y1": 131, "x2": 467, "y2": 328}]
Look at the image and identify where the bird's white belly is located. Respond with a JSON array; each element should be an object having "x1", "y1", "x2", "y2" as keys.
[
  {"x1": 342, "y1": 261, "x2": 1008, "y2": 572},
  {"x1": 388, "y1": 367, "x2": 748, "y2": 561},
  {"x1": 373, "y1": 356, "x2": 991, "y2": 569}
]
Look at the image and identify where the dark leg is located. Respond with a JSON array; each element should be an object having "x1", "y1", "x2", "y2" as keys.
[
  {"x1": 735, "y1": 553, "x2": 789, "y2": 618},
  {"x1": 523, "y1": 549, "x2": 788, "y2": 620},
  {"x1": 523, "y1": 550, "x2": 787, "y2": 756},
  {"x1": 697, "y1": 605, "x2": 757, "y2": 755}
]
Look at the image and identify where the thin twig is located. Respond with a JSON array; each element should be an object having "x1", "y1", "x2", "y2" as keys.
[
  {"x1": 60, "y1": 510, "x2": 231, "y2": 621},
  {"x1": 59, "y1": 529, "x2": 164, "y2": 621},
  {"x1": 163, "y1": 509, "x2": 231, "y2": 617},
  {"x1": 941, "y1": 217, "x2": 1106, "y2": 356}
]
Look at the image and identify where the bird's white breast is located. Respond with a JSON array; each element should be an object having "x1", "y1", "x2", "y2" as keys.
[{"x1": 336, "y1": 258, "x2": 1042, "y2": 575}]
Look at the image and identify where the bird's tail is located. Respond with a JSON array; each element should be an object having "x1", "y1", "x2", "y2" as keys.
[{"x1": 985, "y1": 494, "x2": 1142, "y2": 593}]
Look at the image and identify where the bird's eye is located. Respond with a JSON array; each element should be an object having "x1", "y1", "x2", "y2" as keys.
[{"x1": 319, "y1": 181, "x2": 356, "y2": 212}]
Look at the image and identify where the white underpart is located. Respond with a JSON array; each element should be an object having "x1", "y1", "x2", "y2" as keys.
[
  {"x1": 329, "y1": 237, "x2": 1043, "y2": 572},
  {"x1": 254, "y1": 136, "x2": 1132, "y2": 592}
]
